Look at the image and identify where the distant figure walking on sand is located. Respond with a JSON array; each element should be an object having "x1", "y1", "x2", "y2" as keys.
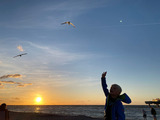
[
  {"x1": 0, "y1": 103, "x2": 9, "y2": 120},
  {"x1": 143, "y1": 109, "x2": 147, "y2": 120},
  {"x1": 101, "y1": 71, "x2": 131, "y2": 120},
  {"x1": 149, "y1": 104, "x2": 157, "y2": 120}
]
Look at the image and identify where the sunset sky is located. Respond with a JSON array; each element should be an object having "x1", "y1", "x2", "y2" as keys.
[{"x1": 0, "y1": 0, "x2": 160, "y2": 105}]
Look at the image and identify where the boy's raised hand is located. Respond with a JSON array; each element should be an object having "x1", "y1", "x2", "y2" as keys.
[{"x1": 102, "y1": 71, "x2": 107, "y2": 78}]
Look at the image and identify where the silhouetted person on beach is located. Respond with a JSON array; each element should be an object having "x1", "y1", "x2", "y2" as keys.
[
  {"x1": 0, "y1": 103, "x2": 9, "y2": 120},
  {"x1": 101, "y1": 72, "x2": 131, "y2": 120},
  {"x1": 142, "y1": 109, "x2": 147, "y2": 120},
  {"x1": 149, "y1": 104, "x2": 157, "y2": 120}
]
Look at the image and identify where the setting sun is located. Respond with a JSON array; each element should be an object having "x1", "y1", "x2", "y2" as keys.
[{"x1": 35, "y1": 97, "x2": 42, "y2": 104}]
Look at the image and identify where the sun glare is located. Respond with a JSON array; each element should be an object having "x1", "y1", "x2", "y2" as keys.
[{"x1": 35, "y1": 97, "x2": 42, "y2": 104}]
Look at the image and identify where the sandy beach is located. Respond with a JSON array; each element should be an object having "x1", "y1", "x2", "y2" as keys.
[{"x1": 9, "y1": 111, "x2": 103, "y2": 120}]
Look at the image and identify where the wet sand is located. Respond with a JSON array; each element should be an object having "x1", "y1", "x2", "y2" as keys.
[{"x1": 9, "y1": 111, "x2": 103, "y2": 120}]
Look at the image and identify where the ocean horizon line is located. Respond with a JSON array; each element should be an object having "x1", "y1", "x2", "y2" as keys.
[{"x1": 7, "y1": 104, "x2": 148, "y2": 106}]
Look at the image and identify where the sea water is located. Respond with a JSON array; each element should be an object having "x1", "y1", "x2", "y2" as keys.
[{"x1": 8, "y1": 105, "x2": 160, "y2": 120}]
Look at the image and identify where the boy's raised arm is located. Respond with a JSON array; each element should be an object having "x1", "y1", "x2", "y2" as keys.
[{"x1": 101, "y1": 72, "x2": 109, "y2": 97}]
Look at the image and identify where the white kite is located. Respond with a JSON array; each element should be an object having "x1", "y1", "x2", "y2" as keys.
[{"x1": 17, "y1": 45, "x2": 24, "y2": 52}]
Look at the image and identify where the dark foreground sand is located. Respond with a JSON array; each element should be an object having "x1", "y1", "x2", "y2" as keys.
[{"x1": 9, "y1": 111, "x2": 103, "y2": 120}]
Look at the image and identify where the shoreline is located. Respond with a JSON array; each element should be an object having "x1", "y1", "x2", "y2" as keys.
[{"x1": 9, "y1": 111, "x2": 103, "y2": 120}]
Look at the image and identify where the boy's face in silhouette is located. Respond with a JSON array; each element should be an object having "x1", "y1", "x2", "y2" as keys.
[{"x1": 110, "y1": 85, "x2": 121, "y2": 98}]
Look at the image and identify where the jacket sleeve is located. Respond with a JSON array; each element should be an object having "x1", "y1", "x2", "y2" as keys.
[
  {"x1": 101, "y1": 77, "x2": 109, "y2": 97},
  {"x1": 118, "y1": 93, "x2": 131, "y2": 104}
]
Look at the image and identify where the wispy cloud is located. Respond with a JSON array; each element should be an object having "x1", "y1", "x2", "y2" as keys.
[
  {"x1": 0, "y1": 73, "x2": 32, "y2": 88},
  {"x1": 0, "y1": 83, "x2": 4, "y2": 89},
  {"x1": 27, "y1": 41, "x2": 89, "y2": 64},
  {"x1": 12, "y1": 97, "x2": 20, "y2": 100},
  {"x1": 17, "y1": 83, "x2": 32, "y2": 87},
  {"x1": 17, "y1": 45, "x2": 24, "y2": 52},
  {"x1": 100, "y1": 22, "x2": 160, "y2": 28},
  {"x1": 0, "y1": 81, "x2": 32, "y2": 88},
  {"x1": 0, "y1": 74, "x2": 23, "y2": 80},
  {"x1": 45, "y1": 0, "x2": 106, "y2": 12},
  {"x1": 0, "y1": 0, "x2": 107, "y2": 29},
  {"x1": 0, "y1": 81, "x2": 16, "y2": 84}
]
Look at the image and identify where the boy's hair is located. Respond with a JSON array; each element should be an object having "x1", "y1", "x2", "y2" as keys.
[{"x1": 112, "y1": 84, "x2": 122, "y2": 95}]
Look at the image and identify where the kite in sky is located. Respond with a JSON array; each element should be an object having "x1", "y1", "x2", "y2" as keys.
[
  {"x1": 17, "y1": 45, "x2": 24, "y2": 52},
  {"x1": 13, "y1": 53, "x2": 27, "y2": 58},
  {"x1": 61, "y1": 21, "x2": 76, "y2": 28}
]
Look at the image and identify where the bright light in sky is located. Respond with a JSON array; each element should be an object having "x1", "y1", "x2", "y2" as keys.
[
  {"x1": 35, "y1": 97, "x2": 42, "y2": 104},
  {"x1": 0, "y1": 0, "x2": 160, "y2": 105}
]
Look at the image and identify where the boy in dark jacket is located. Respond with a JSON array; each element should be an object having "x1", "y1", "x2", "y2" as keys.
[{"x1": 101, "y1": 72, "x2": 131, "y2": 120}]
